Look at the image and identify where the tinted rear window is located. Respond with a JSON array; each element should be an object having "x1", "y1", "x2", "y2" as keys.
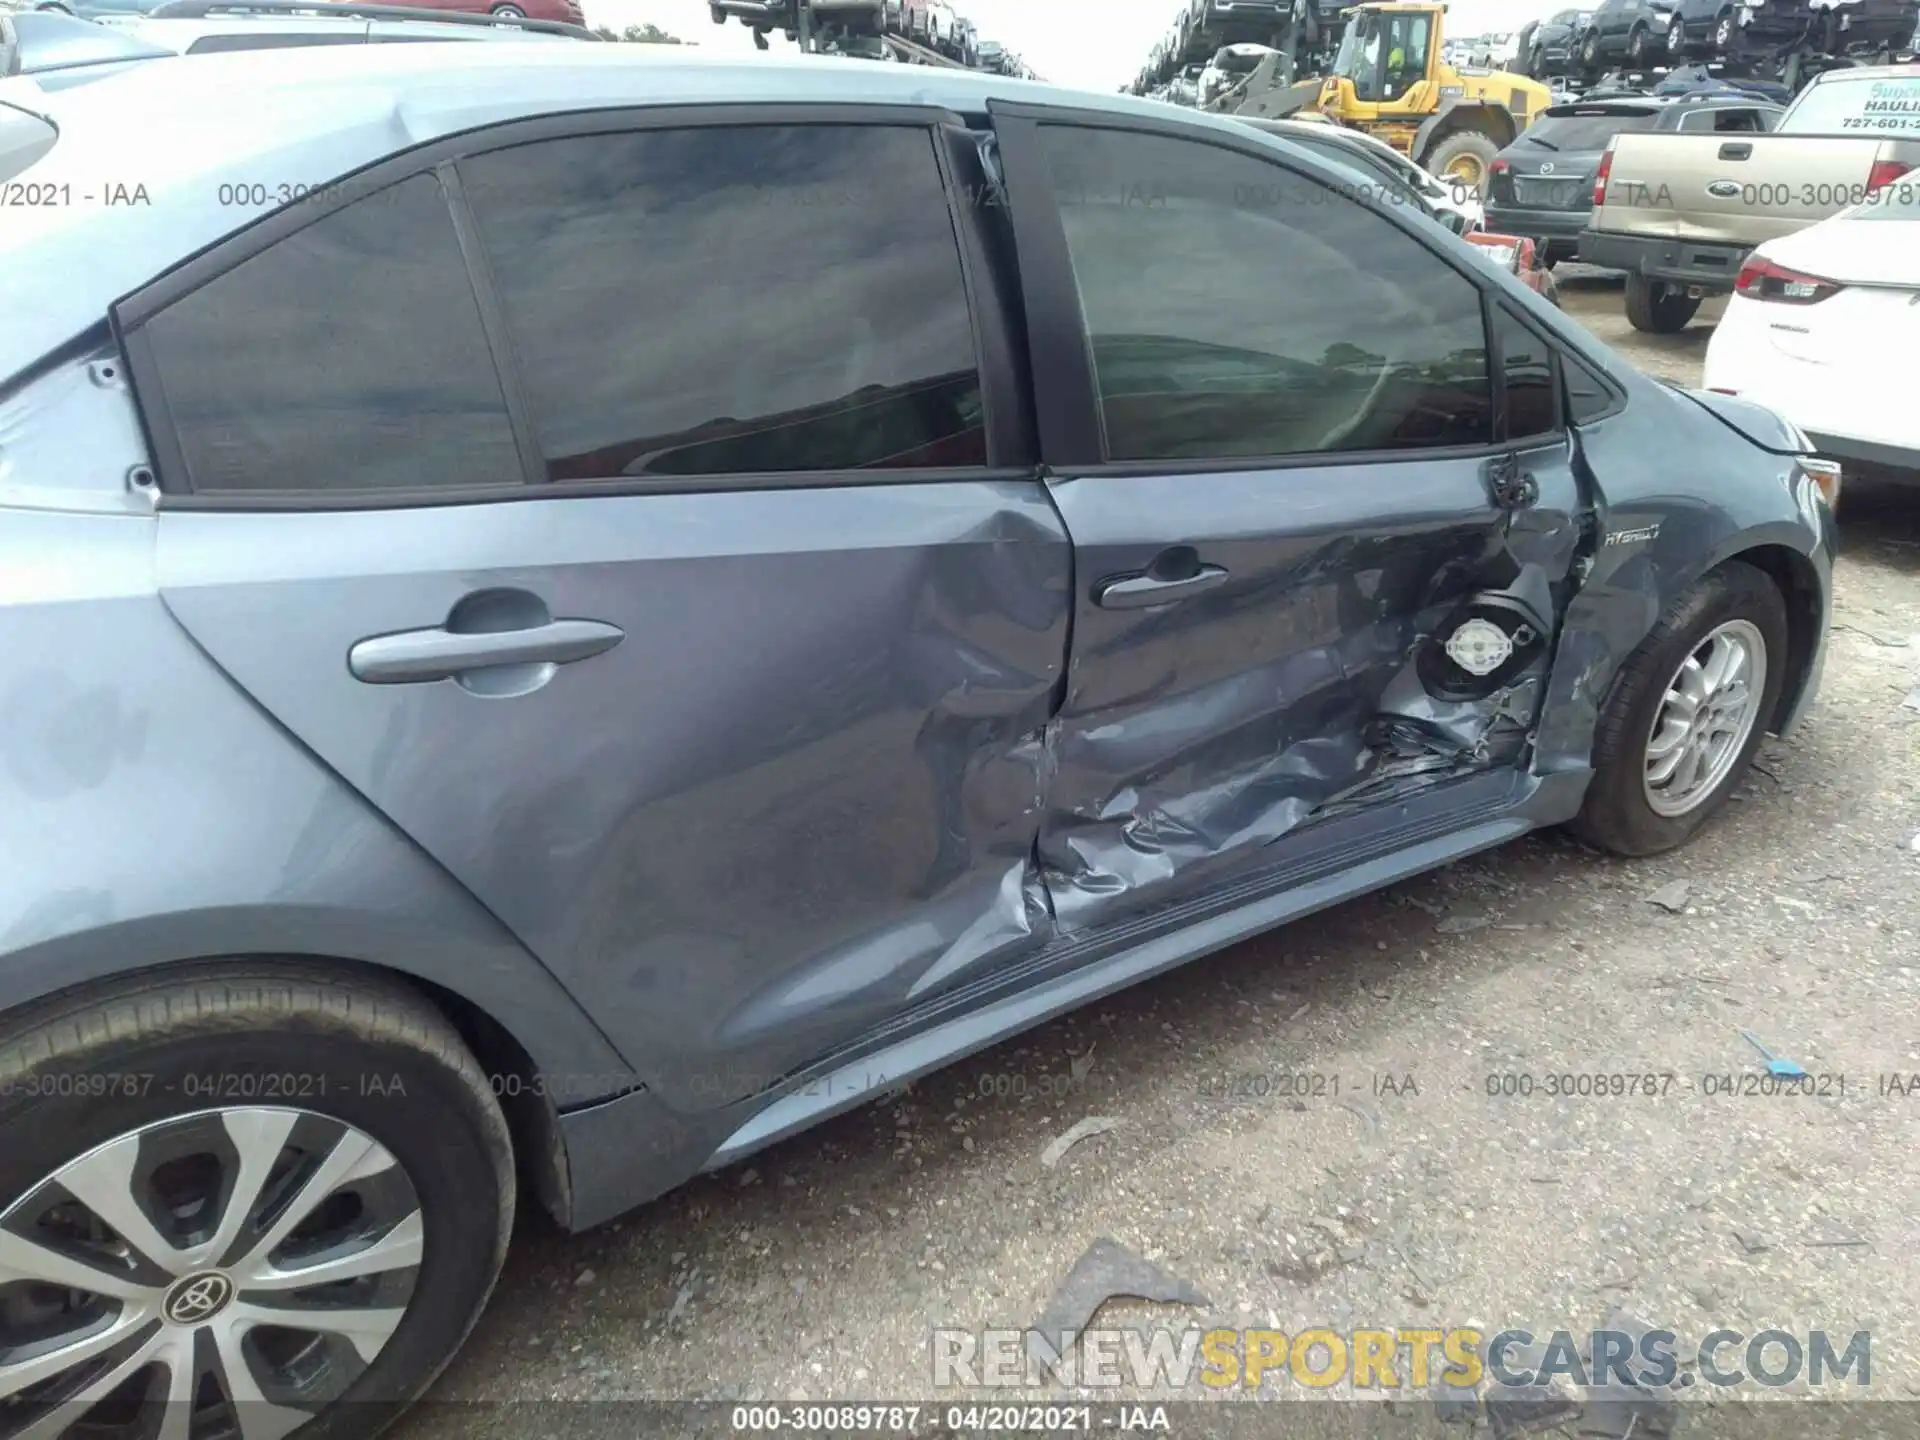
[
  {"x1": 185, "y1": 33, "x2": 370, "y2": 52},
  {"x1": 1520, "y1": 107, "x2": 1661, "y2": 149}
]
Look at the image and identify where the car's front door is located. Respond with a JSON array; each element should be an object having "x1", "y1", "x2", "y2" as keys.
[
  {"x1": 991, "y1": 108, "x2": 1588, "y2": 933},
  {"x1": 122, "y1": 110, "x2": 1071, "y2": 1113}
]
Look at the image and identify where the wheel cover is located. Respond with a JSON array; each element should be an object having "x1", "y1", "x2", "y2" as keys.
[
  {"x1": 1444, "y1": 151, "x2": 1486, "y2": 188},
  {"x1": 0, "y1": 1107, "x2": 424, "y2": 1440},
  {"x1": 1642, "y1": 618, "x2": 1767, "y2": 818}
]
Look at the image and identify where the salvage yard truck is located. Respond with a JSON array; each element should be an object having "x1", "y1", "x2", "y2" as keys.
[{"x1": 1578, "y1": 63, "x2": 1920, "y2": 329}]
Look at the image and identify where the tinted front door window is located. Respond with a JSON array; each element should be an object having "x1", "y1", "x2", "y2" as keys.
[
  {"x1": 1037, "y1": 125, "x2": 1491, "y2": 462},
  {"x1": 460, "y1": 124, "x2": 987, "y2": 481}
]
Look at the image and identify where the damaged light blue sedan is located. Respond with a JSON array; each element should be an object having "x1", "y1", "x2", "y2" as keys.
[{"x1": 0, "y1": 39, "x2": 1835, "y2": 1440}]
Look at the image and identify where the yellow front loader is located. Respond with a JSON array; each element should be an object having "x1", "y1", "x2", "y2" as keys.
[{"x1": 1224, "y1": 2, "x2": 1554, "y2": 194}]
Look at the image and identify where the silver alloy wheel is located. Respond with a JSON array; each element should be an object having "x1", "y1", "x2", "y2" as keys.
[
  {"x1": 1643, "y1": 618, "x2": 1767, "y2": 818},
  {"x1": 0, "y1": 1107, "x2": 423, "y2": 1440}
]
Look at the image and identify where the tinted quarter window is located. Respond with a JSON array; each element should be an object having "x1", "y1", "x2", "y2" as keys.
[
  {"x1": 1521, "y1": 107, "x2": 1660, "y2": 149},
  {"x1": 461, "y1": 125, "x2": 986, "y2": 480},
  {"x1": 1563, "y1": 350, "x2": 1616, "y2": 424},
  {"x1": 1037, "y1": 125, "x2": 1490, "y2": 462},
  {"x1": 141, "y1": 172, "x2": 521, "y2": 495},
  {"x1": 1494, "y1": 305, "x2": 1557, "y2": 440}
]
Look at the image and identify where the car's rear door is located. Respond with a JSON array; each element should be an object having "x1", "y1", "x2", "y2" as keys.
[
  {"x1": 119, "y1": 107, "x2": 1070, "y2": 1112},
  {"x1": 990, "y1": 105, "x2": 1588, "y2": 933}
]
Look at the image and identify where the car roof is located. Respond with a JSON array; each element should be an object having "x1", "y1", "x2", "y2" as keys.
[
  {"x1": 1246, "y1": 116, "x2": 1408, "y2": 162},
  {"x1": 0, "y1": 43, "x2": 1293, "y2": 385},
  {"x1": 1807, "y1": 63, "x2": 1919, "y2": 83},
  {"x1": 1545, "y1": 91, "x2": 1775, "y2": 111},
  {"x1": 114, "y1": 14, "x2": 577, "y2": 47}
]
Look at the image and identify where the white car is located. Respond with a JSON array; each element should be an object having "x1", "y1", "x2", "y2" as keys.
[
  {"x1": 1703, "y1": 180, "x2": 1920, "y2": 486},
  {"x1": 1199, "y1": 41, "x2": 1278, "y2": 108},
  {"x1": 1281, "y1": 112, "x2": 1485, "y2": 232},
  {"x1": 926, "y1": 0, "x2": 955, "y2": 48}
]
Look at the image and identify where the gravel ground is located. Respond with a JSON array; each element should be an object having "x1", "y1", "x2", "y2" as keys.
[{"x1": 396, "y1": 272, "x2": 1920, "y2": 1438}]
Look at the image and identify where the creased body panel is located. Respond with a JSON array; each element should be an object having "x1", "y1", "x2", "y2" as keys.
[
  {"x1": 1037, "y1": 450, "x2": 1581, "y2": 934},
  {"x1": 155, "y1": 482, "x2": 1071, "y2": 1112}
]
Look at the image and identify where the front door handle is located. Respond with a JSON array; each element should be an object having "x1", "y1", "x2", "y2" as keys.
[
  {"x1": 349, "y1": 618, "x2": 624, "y2": 684},
  {"x1": 1718, "y1": 141, "x2": 1752, "y2": 160},
  {"x1": 1093, "y1": 563, "x2": 1230, "y2": 610}
]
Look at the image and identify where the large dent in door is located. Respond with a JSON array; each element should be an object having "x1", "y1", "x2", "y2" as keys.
[
  {"x1": 1039, "y1": 587, "x2": 1561, "y2": 931},
  {"x1": 1038, "y1": 461, "x2": 1589, "y2": 933}
]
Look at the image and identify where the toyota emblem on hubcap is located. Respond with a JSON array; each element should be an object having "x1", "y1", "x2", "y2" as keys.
[{"x1": 164, "y1": 1271, "x2": 236, "y2": 1325}]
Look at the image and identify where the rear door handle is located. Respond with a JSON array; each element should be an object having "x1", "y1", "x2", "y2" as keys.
[
  {"x1": 1718, "y1": 142, "x2": 1752, "y2": 160},
  {"x1": 1093, "y1": 563, "x2": 1229, "y2": 610},
  {"x1": 349, "y1": 618, "x2": 624, "y2": 684}
]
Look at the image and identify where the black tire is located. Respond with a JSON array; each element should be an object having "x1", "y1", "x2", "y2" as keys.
[
  {"x1": 1570, "y1": 561, "x2": 1789, "y2": 856},
  {"x1": 1626, "y1": 22, "x2": 1651, "y2": 62},
  {"x1": 1625, "y1": 273, "x2": 1702, "y2": 332},
  {"x1": 1713, "y1": 10, "x2": 1739, "y2": 55},
  {"x1": 711, "y1": 5, "x2": 727, "y2": 23},
  {"x1": 490, "y1": 3, "x2": 526, "y2": 14},
  {"x1": 0, "y1": 963, "x2": 515, "y2": 1440},
  {"x1": 1423, "y1": 130, "x2": 1502, "y2": 198},
  {"x1": 1580, "y1": 29, "x2": 1602, "y2": 69}
]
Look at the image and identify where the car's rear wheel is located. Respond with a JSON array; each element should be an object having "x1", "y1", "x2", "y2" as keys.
[
  {"x1": 1626, "y1": 21, "x2": 1651, "y2": 62},
  {"x1": 1571, "y1": 561, "x2": 1788, "y2": 856},
  {"x1": 1625, "y1": 273, "x2": 1701, "y2": 333},
  {"x1": 1580, "y1": 29, "x2": 1601, "y2": 68},
  {"x1": 0, "y1": 965, "x2": 514, "y2": 1440},
  {"x1": 490, "y1": 3, "x2": 526, "y2": 15}
]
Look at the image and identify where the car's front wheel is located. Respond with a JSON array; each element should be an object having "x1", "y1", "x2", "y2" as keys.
[
  {"x1": 1571, "y1": 560, "x2": 1789, "y2": 856},
  {"x1": 0, "y1": 965, "x2": 514, "y2": 1440}
]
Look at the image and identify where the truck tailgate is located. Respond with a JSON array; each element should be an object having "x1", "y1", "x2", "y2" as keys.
[{"x1": 1592, "y1": 132, "x2": 1919, "y2": 247}]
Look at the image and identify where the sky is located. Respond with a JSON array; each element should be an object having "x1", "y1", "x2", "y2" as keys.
[{"x1": 582, "y1": 0, "x2": 1572, "y2": 91}]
